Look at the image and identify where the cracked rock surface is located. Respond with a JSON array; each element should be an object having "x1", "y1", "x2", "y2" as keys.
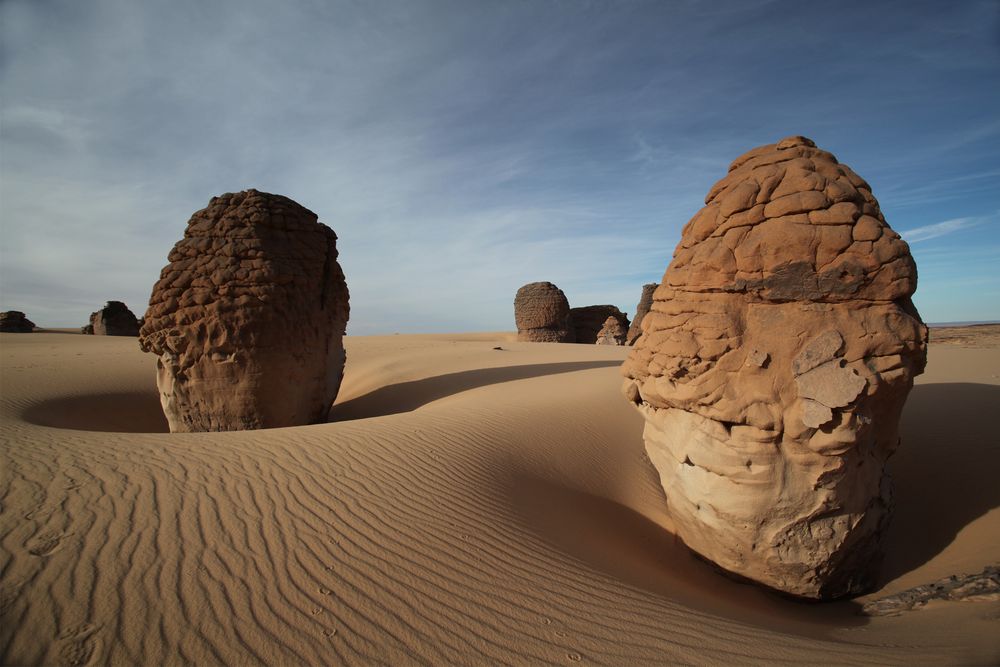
[
  {"x1": 626, "y1": 283, "x2": 658, "y2": 345},
  {"x1": 621, "y1": 136, "x2": 927, "y2": 599},
  {"x1": 514, "y1": 282, "x2": 574, "y2": 343},
  {"x1": 139, "y1": 190, "x2": 350, "y2": 432}
]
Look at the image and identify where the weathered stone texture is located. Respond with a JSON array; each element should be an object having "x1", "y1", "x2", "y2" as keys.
[
  {"x1": 139, "y1": 189, "x2": 350, "y2": 432},
  {"x1": 87, "y1": 301, "x2": 140, "y2": 336},
  {"x1": 596, "y1": 316, "x2": 628, "y2": 346},
  {"x1": 514, "y1": 282, "x2": 574, "y2": 343},
  {"x1": 0, "y1": 311, "x2": 35, "y2": 333},
  {"x1": 626, "y1": 283, "x2": 658, "y2": 345},
  {"x1": 622, "y1": 136, "x2": 927, "y2": 599},
  {"x1": 570, "y1": 305, "x2": 630, "y2": 345}
]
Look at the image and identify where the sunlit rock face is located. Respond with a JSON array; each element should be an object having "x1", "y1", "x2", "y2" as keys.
[
  {"x1": 596, "y1": 316, "x2": 628, "y2": 346},
  {"x1": 621, "y1": 136, "x2": 927, "y2": 599},
  {"x1": 514, "y1": 282, "x2": 574, "y2": 343},
  {"x1": 140, "y1": 190, "x2": 350, "y2": 432}
]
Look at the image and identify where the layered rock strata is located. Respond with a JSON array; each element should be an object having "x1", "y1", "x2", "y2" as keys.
[
  {"x1": 514, "y1": 282, "x2": 574, "y2": 343},
  {"x1": 87, "y1": 301, "x2": 140, "y2": 336},
  {"x1": 570, "y1": 305, "x2": 629, "y2": 345},
  {"x1": 626, "y1": 283, "x2": 658, "y2": 345},
  {"x1": 0, "y1": 311, "x2": 35, "y2": 333},
  {"x1": 139, "y1": 189, "x2": 350, "y2": 432},
  {"x1": 621, "y1": 136, "x2": 927, "y2": 599}
]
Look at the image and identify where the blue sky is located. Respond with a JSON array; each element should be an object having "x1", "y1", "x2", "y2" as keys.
[{"x1": 1, "y1": 0, "x2": 998, "y2": 332}]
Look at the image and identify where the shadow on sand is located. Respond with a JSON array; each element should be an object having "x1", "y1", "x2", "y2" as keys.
[
  {"x1": 328, "y1": 360, "x2": 622, "y2": 421},
  {"x1": 881, "y1": 382, "x2": 1000, "y2": 582},
  {"x1": 505, "y1": 472, "x2": 868, "y2": 637},
  {"x1": 22, "y1": 392, "x2": 170, "y2": 433}
]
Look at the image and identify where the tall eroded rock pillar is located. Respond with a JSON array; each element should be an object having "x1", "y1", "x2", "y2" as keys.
[
  {"x1": 140, "y1": 190, "x2": 350, "y2": 432},
  {"x1": 622, "y1": 137, "x2": 927, "y2": 599}
]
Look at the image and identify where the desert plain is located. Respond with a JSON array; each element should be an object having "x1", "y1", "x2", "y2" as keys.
[{"x1": 0, "y1": 324, "x2": 996, "y2": 665}]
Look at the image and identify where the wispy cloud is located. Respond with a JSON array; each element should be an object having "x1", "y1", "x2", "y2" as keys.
[
  {"x1": 900, "y1": 216, "x2": 989, "y2": 243},
  {"x1": 1, "y1": 0, "x2": 998, "y2": 328}
]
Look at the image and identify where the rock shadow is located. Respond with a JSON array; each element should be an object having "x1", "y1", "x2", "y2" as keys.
[
  {"x1": 22, "y1": 392, "x2": 169, "y2": 433},
  {"x1": 881, "y1": 382, "x2": 1000, "y2": 581},
  {"x1": 505, "y1": 472, "x2": 867, "y2": 637},
  {"x1": 329, "y1": 360, "x2": 622, "y2": 421}
]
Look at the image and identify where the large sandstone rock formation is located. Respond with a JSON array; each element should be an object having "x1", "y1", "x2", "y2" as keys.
[
  {"x1": 514, "y1": 282, "x2": 574, "y2": 342},
  {"x1": 139, "y1": 189, "x2": 350, "y2": 432},
  {"x1": 626, "y1": 283, "x2": 658, "y2": 345},
  {"x1": 622, "y1": 136, "x2": 927, "y2": 599},
  {"x1": 0, "y1": 311, "x2": 35, "y2": 332},
  {"x1": 86, "y1": 301, "x2": 140, "y2": 336},
  {"x1": 570, "y1": 305, "x2": 629, "y2": 345}
]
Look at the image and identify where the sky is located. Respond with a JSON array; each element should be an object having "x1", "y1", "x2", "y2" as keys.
[{"x1": 1, "y1": 0, "x2": 998, "y2": 333}]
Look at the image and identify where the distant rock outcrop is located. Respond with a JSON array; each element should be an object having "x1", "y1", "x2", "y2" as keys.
[
  {"x1": 514, "y1": 282, "x2": 574, "y2": 343},
  {"x1": 139, "y1": 189, "x2": 350, "y2": 432},
  {"x1": 625, "y1": 283, "x2": 657, "y2": 345},
  {"x1": 596, "y1": 316, "x2": 627, "y2": 345},
  {"x1": 622, "y1": 136, "x2": 927, "y2": 600},
  {"x1": 86, "y1": 301, "x2": 140, "y2": 336},
  {"x1": 570, "y1": 305, "x2": 629, "y2": 345},
  {"x1": 0, "y1": 311, "x2": 35, "y2": 333}
]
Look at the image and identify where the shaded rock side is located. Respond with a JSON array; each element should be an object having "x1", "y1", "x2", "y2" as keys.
[
  {"x1": 596, "y1": 316, "x2": 628, "y2": 345},
  {"x1": 621, "y1": 136, "x2": 928, "y2": 599},
  {"x1": 87, "y1": 301, "x2": 140, "y2": 336},
  {"x1": 139, "y1": 189, "x2": 350, "y2": 432},
  {"x1": 514, "y1": 282, "x2": 574, "y2": 342},
  {"x1": 0, "y1": 311, "x2": 35, "y2": 333},
  {"x1": 626, "y1": 283, "x2": 658, "y2": 345},
  {"x1": 570, "y1": 305, "x2": 630, "y2": 345}
]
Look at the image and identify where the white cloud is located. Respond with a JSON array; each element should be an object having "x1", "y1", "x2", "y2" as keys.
[{"x1": 900, "y1": 216, "x2": 987, "y2": 243}]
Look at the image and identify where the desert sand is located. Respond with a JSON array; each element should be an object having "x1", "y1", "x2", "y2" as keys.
[{"x1": 1, "y1": 330, "x2": 997, "y2": 665}]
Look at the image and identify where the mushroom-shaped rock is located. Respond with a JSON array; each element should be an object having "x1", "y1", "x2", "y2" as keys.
[
  {"x1": 139, "y1": 189, "x2": 350, "y2": 432},
  {"x1": 596, "y1": 316, "x2": 627, "y2": 346},
  {"x1": 570, "y1": 305, "x2": 629, "y2": 345},
  {"x1": 87, "y1": 301, "x2": 140, "y2": 336},
  {"x1": 626, "y1": 283, "x2": 658, "y2": 345},
  {"x1": 621, "y1": 136, "x2": 927, "y2": 599},
  {"x1": 514, "y1": 282, "x2": 574, "y2": 342},
  {"x1": 0, "y1": 311, "x2": 35, "y2": 332}
]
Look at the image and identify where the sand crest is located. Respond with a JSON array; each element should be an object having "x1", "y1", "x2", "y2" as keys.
[{"x1": 1, "y1": 332, "x2": 998, "y2": 664}]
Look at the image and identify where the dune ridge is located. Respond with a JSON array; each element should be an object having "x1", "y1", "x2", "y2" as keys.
[{"x1": 1, "y1": 333, "x2": 998, "y2": 665}]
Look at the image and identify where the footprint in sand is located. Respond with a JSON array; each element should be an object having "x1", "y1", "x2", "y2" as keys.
[{"x1": 27, "y1": 531, "x2": 68, "y2": 557}]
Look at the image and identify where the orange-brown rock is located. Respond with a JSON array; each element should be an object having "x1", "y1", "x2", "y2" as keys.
[
  {"x1": 622, "y1": 136, "x2": 927, "y2": 599},
  {"x1": 139, "y1": 190, "x2": 350, "y2": 432},
  {"x1": 626, "y1": 283, "x2": 658, "y2": 345},
  {"x1": 570, "y1": 305, "x2": 629, "y2": 345},
  {"x1": 514, "y1": 282, "x2": 574, "y2": 342}
]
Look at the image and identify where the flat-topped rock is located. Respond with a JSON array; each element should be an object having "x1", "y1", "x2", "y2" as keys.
[
  {"x1": 622, "y1": 136, "x2": 927, "y2": 599},
  {"x1": 514, "y1": 282, "x2": 574, "y2": 343},
  {"x1": 139, "y1": 189, "x2": 350, "y2": 432},
  {"x1": 0, "y1": 311, "x2": 35, "y2": 333}
]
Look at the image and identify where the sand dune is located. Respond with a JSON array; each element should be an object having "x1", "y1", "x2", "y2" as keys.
[{"x1": 1, "y1": 332, "x2": 997, "y2": 665}]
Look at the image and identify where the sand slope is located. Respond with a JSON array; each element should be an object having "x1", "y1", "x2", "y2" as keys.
[{"x1": 1, "y1": 332, "x2": 998, "y2": 665}]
